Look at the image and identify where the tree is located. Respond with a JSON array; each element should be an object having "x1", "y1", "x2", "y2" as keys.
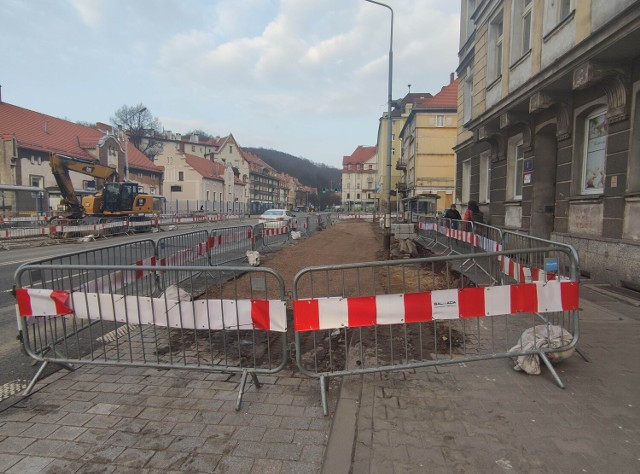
[{"x1": 111, "y1": 104, "x2": 164, "y2": 161}]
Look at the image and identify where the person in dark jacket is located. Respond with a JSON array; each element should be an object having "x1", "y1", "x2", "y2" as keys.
[{"x1": 443, "y1": 204, "x2": 462, "y2": 221}]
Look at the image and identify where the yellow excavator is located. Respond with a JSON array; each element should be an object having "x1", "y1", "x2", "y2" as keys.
[{"x1": 49, "y1": 153, "x2": 154, "y2": 221}]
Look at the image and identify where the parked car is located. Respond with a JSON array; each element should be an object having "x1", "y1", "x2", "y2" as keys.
[{"x1": 258, "y1": 209, "x2": 296, "y2": 229}]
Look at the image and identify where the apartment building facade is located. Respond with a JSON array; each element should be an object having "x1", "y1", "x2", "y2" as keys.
[
  {"x1": 456, "y1": 0, "x2": 640, "y2": 287},
  {"x1": 399, "y1": 78, "x2": 458, "y2": 215},
  {"x1": 342, "y1": 145, "x2": 378, "y2": 212},
  {"x1": 374, "y1": 92, "x2": 436, "y2": 214}
]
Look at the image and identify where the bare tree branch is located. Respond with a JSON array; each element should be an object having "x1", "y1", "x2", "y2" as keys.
[{"x1": 111, "y1": 104, "x2": 164, "y2": 160}]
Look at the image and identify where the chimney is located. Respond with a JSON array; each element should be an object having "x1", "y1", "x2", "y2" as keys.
[
  {"x1": 44, "y1": 121, "x2": 49, "y2": 134},
  {"x1": 450, "y1": 72, "x2": 455, "y2": 84}
]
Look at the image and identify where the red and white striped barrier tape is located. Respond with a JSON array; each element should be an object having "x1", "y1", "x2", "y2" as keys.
[
  {"x1": 293, "y1": 280, "x2": 579, "y2": 332},
  {"x1": 500, "y1": 256, "x2": 557, "y2": 283},
  {"x1": 263, "y1": 226, "x2": 289, "y2": 236},
  {"x1": 15, "y1": 288, "x2": 286, "y2": 332}
]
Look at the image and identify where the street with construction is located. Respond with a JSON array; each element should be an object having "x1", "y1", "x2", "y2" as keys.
[{"x1": 1, "y1": 219, "x2": 639, "y2": 473}]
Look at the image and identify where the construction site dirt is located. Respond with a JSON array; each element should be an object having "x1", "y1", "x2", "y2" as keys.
[{"x1": 193, "y1": 220, "x2": 470, "y2": 373}]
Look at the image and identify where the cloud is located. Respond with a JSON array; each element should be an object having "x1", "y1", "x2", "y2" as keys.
[{"x1": 69, "y1": 0, "x2": 103, "y2": 27}]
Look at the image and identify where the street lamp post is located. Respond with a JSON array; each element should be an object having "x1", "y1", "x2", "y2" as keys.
[{"x1": 364, "y1": 0, "x2": 393, "y2": 255}]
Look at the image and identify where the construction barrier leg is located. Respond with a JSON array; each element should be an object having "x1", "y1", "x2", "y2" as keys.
[
  {"x1": 538, "y1": 351, "x2": 565, "y2": 389},
  {"x1": 236, "y1": 369, "x2": 262, "y2": 412},
  {"x1": 320, "y1": 375, "x2": 329, "y2": 416}
]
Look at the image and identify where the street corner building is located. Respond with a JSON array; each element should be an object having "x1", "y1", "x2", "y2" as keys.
[{"x1": 455, "y1": 0, "x2": 640, "y2": 289}]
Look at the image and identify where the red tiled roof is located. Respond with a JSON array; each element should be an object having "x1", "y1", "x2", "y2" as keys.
[
  {"x1": 242, "y1": 150, "x2": 275, "y2": 172},
  {"x1": 125, "y1": 140, "x2": 164, "y2": 173},
  {"x1": 342, "y1": 145, "x2": 376, "y2": 165},
  {"x1": 0, "y1": 102, "x2": 163, "y2": 173},
  {"x1": 0, "y1": 102, "x2": 100, "y2": 159},
  {"x1": 414, "y1": 80, "x2": 458, "y2": 110},
  {"x1": 184, "y1": 153, "x2": 224, "y2": 181}
]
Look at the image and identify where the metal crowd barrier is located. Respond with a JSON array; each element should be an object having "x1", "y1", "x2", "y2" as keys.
[
  {"x1": 15, "y1": 264, "x2": 288, "y2": 410},
  {"x1": 260, "y1": 224, "x2": 292, "y2": 250},
  {"x1": 293, "y1": 247, "x2": 581, "y2": 415},
  {"x1": 209, "y1": 225, "x2": 255, "y2": 265},
  {"x1": 416, "y1": 217, "x2": 579, "y2": 287}
]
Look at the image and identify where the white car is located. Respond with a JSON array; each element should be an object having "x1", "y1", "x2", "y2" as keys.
[{"x1": 258, "y1": 209, "x2": 296, "y2": 229}]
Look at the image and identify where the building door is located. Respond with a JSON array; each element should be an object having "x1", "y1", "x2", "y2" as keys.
[{"x1": 531, "y1": 124, "x2": 558, "y2": 239}]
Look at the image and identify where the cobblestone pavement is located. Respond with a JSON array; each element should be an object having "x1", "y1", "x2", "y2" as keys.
[
  {"x1": 0, "y1": 366, "x2": 335, "y2": 473},
  {"x1": 337, "y1": 283, "x2": 640, "y2": 474}
]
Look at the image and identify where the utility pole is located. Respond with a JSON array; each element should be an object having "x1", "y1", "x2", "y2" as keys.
[{"x1": 364, "y1": 0, "x2": 393, "y2": 256}]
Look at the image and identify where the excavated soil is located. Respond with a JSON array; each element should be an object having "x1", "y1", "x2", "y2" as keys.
[{"x1": 198, "y1": 220, "x2": 470, "y2": 371}]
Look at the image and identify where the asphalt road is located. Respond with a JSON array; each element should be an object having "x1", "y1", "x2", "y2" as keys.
[{"x1": 0, "y1": 218, "x2": 262, "y2": 397}]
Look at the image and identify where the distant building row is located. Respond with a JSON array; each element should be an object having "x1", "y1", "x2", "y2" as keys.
[
  {"x1": 0, "y1": 101, "x2": 315, "y2": 215},
  {"x1": 343, "y1": 75, "x2": 458, "y2": 218}
]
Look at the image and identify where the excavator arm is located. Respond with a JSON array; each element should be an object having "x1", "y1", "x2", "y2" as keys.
[{"x1": 49, "y1": 153, "x2": 118, "y2": 218}]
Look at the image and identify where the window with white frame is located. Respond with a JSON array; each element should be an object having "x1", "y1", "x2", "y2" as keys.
[
  {"x1": 511, "y1": 0, "x2": 532, "y2": 62},
  {"x1": 558, "y1": 0, "x2": 574, "y2": 21},
  {"x1": 479, "y1": 152, "x2": 490, "y2": 203},
  {"x1": 488, "y1": 13, "x2": 504, "y2": 82},
  {"x1": 463, "y1": 68, "x2": 473, "y2": 123},
  {"x1": 581, "y1": 108, "x2": 608, "y2": 195},
  {"x1": 436, "y1": 115, "x2": 445, "y2": 127},
  {"x1": 628, "y1": 86, "x2": 640, "y2": 193},
  {"x1": 514, "y1": 142, "x2": 524, "y2": 199},
  {"x1": 30, "y1": 176, "x2": 43, "y2": 188},
  {"x1": 462, "y1": 159, "x2": 471, "y2": 204},
  {"x1": 466, "y1": 0, "x2": 476, "y2": 40},
  {"x1": 522, "y1": 0, "x2": 532, "y2": 53}
]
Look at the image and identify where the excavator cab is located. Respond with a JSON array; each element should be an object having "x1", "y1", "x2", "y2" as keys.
[{"x1": 101, "y1": 182, "x2": 139, "y2": 212}]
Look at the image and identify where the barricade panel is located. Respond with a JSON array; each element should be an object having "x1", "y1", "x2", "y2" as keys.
[
  {"x1": 209, "y1": 225, "x2": 254, "y2": 265},
  {"x1": 16, "y1": 264, "x2": 289, "y2": 409},
  {"x1": 293, "y1": 248, "x2": 580, "y2": 415},
  {"x1": 156, "y1": 230, "x2": 211, "y2": 289}
]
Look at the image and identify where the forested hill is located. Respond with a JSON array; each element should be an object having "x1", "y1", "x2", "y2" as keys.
[{"x1": 243, "y1": 147, "x2": 341, "y2": 190}]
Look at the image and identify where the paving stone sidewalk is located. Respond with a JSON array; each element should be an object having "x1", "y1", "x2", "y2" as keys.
[
  {"x1": 0, "y1": 366, "x2": 335, "y2": 473},
  {"x1": 328, "y1": 283, "x2": 640, "y2": 474}
]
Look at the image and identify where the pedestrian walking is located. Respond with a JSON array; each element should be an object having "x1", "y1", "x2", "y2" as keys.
[{"x1": 443, "y1": 204, "x2": 462, "y2": 221}]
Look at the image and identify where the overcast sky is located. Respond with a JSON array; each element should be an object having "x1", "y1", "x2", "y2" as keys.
[{"x1": 2, "y1": 0, "x2": 460, "y2": 168}]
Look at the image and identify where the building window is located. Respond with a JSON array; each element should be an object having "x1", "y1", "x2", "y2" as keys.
[
  {"x1": 462, "y1": 159, "x2": 471, "y2": 204},
  {"x1": 436, "y1": 115, "x2": 445, "y2": 127},
  {"x1": 511, "y1": 0, "x2": 532, "y2": 61},
  {"x1": 191, "y1": 145, "x2": 195, "y2": 152},
  {"x1": 347, "y1": 193, "x2": 350, "y2": 199},
  {"x1": 582, "y1": 108, "x2": 607, "y2": 195},
  {"x1": 489, "y1": 13, "x2": 504, "y2": 82},
  {"x1": 348, "y1": 164, "x2": 352, "y2": 170},
  {"x1": 479, "y1": 152, "x2": 490, "y2": 203},
  {"x1": 170, "y1": 185, "x2": 182, "y2": 192},
  {"x1": 558, "y1": 0, "x2": 574, "y2": 21},
  {"x1": 30, "y1": 176, "x2": 43, "y2": 188},
  {"x1": 178, "y1": 171, "x2": 184, "y2": 181},
  {"x1": 514, "y1": 142, "x2": 524, "y2": 199},
  {"x1": 463, "y1": 67, "x2": 473, "y2": 124},
  {"x1": 368, "y1": 164, "x2": 373, "y2": 170},
  {"x1": 83, "y1": 180, "x2": 96, "y2": 191},
  {"x1": 628, "y1": 87, "x2": 640, "y2": 193},
  {"x1": 522, "y1": 0, "x2": 532, "y2": 53},
  {"x1": 465, "y1": 0, "x2": 476, "y2": 40}
]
